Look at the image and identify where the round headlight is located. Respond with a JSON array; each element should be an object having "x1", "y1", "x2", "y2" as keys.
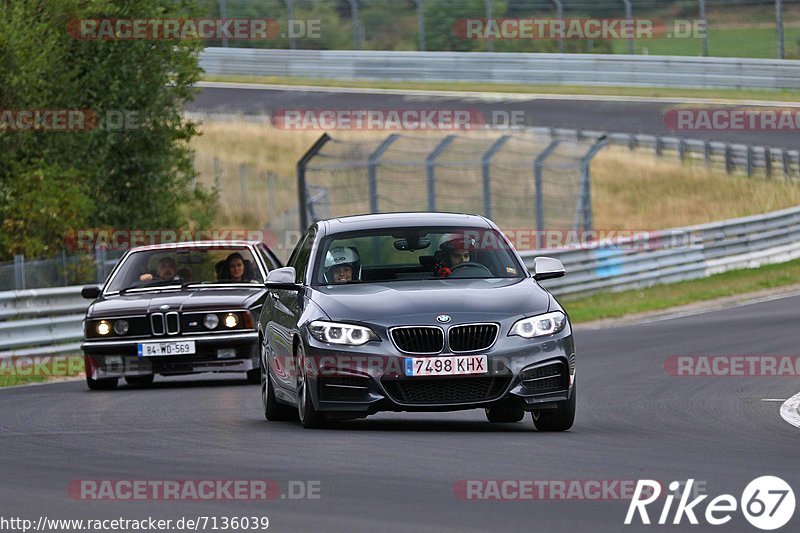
[
  {"x1": 113, "y1": 320, "x2": 129, "y2": 335},
  {"x1": 224, "y1": 313, "x2": 238, "y2": 328},
  {"x1": 97, "y1": 320, "x2": 111, "y2": 336},
  {"x1": 203, "y1": 313, "x2": 219, "y2": 330}
]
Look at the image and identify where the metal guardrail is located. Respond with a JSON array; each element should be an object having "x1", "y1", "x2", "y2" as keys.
[
  {"x1": 199, "y1": 48, "x2": 800, "y2": 90},
  {"x1": 3, "y1": 205, "x2": 800, "y2": 356},
  {"x1": 529, "y1": 205, "x2": 800, "y2": 296},
  {"x1": 530, "y1": 127, "x2": 800, "y2": 179}
]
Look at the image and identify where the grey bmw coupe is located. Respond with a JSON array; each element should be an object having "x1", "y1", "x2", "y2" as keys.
[{"x1": 259, "y1": 213, "x2": 575, "y2": 430}]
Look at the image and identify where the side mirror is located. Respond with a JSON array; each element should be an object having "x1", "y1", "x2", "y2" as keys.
[
  {"x1": 265, "y1": 267, "x2": 301, "y2": 291},
  {"x1": 533, "y1": 257, "x2": 565, "y2": 281},
  {"x1": 81, "y1": 285, "x2": 102, "y2": 299}
]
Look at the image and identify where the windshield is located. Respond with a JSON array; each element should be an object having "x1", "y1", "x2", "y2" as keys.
[
  {"x1": 105, "y1": 246, "x2": 263, "y2": 293},
  {"x1": 313, "y1": 227, "x2": 525, "y2": 285}
]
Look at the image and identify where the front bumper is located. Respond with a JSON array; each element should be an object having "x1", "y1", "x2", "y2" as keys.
[
  {"x1": 82, "y1": 332, "x2": 258, "y2": 378},
  {"x1": 292, "y1": 331, "x2": 575, "y2": 415}
]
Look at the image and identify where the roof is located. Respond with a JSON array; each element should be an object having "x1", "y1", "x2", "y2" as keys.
[
  {"x1": 322, "y1": 212, "x2": 492, "y2": 234},
  {"x1": 125, "y1": 240, "x2": 262, "y2": 253}
]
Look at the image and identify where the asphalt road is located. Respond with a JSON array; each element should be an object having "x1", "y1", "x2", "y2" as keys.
[
  {"x1": 1, "y1": 294, "x2": 798, "y2": 532},
  {"x1": 188, "y1": 85, "x2": 800, "y2": 149}
]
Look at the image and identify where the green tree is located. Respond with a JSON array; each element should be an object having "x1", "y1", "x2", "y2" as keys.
[{"x1": 0, "y1": 0, "x2": 214, "y2": 260}]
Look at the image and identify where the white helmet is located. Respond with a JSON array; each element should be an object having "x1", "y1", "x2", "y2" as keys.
[
  {"x1": 324, "y1": 246, "x2": 361, "y2": 282},
  {"x1": 438, "y1": 233, "x2": 474, "y2": 251}
]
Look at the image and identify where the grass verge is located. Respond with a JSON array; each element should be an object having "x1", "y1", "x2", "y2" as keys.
[
  {"x1": 202, "y1": 74, "x2": 800, "y2": 103},
  {"x1": 563, "y1": 258, "x2": 800, "y2": 323},
  {"x1": 0, "y1": 355, "x2": 84, "y2": 389}
]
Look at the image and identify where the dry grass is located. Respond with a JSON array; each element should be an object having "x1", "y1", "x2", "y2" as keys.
[{"x1": 190, "y1": 118, "x2": 800, "y2": 232}]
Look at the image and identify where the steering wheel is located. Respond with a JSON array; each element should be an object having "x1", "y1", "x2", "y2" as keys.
[{"x1": 448, "y1": 262, "x2": 493, "y2": 278}]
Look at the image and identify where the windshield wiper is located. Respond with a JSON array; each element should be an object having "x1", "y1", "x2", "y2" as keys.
[{"x1": 119, "y1": 280, "x2": 182, "y2": 294}]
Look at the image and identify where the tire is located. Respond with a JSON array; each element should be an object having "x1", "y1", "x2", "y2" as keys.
[
  {"x1": 246, "y1": 367, "x2": 261, "y2": 385},
  {"x1": 124, "y1": 375, "x2": 154, "y2": 386},
  {"x1": 531, "y1": 383, "x2": 576, "y2": 432},
  {"x1": 262, "y1": 352, "x2": 296, "y2": 422},
  {"x1": 86, "y1": 373, "x2": 118, "y2": 391},
  {"x1": 296, "y1": 343, "x2": 326, "y2": 429},
  {"x1": 485, "y1": 401, "x2": 525, "y2": 423}
]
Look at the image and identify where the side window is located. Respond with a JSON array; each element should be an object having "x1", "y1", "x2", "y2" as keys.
[
  {"x1": 288, "y1": 229, "x2": 315, "y2": 284},
  {"x1": 256, "y1": 244, "x2": 279, "y2": 271}
]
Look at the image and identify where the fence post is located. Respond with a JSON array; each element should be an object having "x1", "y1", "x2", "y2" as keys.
[
  {"x1": 220, "y1": 0, "x2": 228, "y2": 48},
  {"x1": 704, "y1": 141, "x2": 712, "y2": 165},
  {"x1": 623, "y1": 0, "x2": 634, "y2": 54},
  {"x1": 699, "y1": 0, "x2": 709, "y2": 56},
  {"x1": 62, "y1": 249, "x2": 69, "y2": 286},
  {"x1": 765, "y1": 147, "x2": 773, "y2": 179},
  {"x1": 782, "y1": 150, "x2": 790, "y2": 181},
  {"x1": 13, "y1": 254, "x2": 25, "y2": 290},
  {"x1": 578, "y1": 135, "x2": 609, "y2": 233},
  {"x1": 553, "y1": 1, "x2": 564, "y2": 53},
  {"x1": 725, "y1": 144, "x2": 734, "y2": 174},
  {"x1": 95, "y1": 246, "x2": 106, "y2": 284},
  {"x1": 485, "y1": 0, "x2": 494, "y2": 52},
  {"x1": 348, "y1": 0, "x2": 362, "y2": 50},
  {"x1": 285, "y1": 0, "x2": 296, "y2": 50},
  {"x1": 746, "y1": 146, "x2": 754, "y2": 177},
  {"x1": 239, "y1": 163, "x2": 249, "y2": 210},
  {"x1": 678, "y1": 138, "x2": 687, "y2": 161},
  {"x1": 533, "y1": 140, "x2": 561, "y2": 249},
  {"x1": 426, "y1": 135, "x2": 456, "y2": 212},
  {"x1": 776, "y1": 0, "x2": 784, "y2": 60},
  {"x1": 655, "y1": 136, "x2": 663, "y2": 156},
  {"x1": 366, "y1": 134, "x2": 399, "y2": 214},
  {"x1": 297, "y1": 133, "x2": 331, "y2": 232},
  {"x1": 416, "y1": 0, "x2": 425, "y2": 51},
  {"x1": 481, "y1": 135, "x2": 510, "y2": 219}
]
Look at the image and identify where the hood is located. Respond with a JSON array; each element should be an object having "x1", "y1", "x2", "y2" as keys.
[
  {"x1": 88, "y1": 287, "x2": 265, "y2": 318},
  {"x1": 309, "y1": 278, "x2": 550, "y2": 326}
]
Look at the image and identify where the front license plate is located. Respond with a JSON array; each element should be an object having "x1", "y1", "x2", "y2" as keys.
[
  {"x1": 137, "y1": 341, "x2": 196, "y2": 357},
  {"x1": 404, "y1": 355, "x2": 487, "y2": 377}
]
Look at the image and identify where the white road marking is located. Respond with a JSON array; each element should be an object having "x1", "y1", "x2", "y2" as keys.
[
  {"x1": 197, "y1": 81, "x2": 800, "y2": 107},
  {"x1": 761, "y1": 399, "x2": 787, "y2": 402},
  {"x1": 780, "y1": 391, "x2": 800, "y2": 429}
]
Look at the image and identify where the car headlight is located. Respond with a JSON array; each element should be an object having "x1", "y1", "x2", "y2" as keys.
[
  {"x1": 203, "y1": 313, "x2": 219, "y2": 329},
  {"x1": 309, "y1": 320, "x2": 379, "y2": 346},
  {"x1": 96, "y1": 320, "x2": 111, "y2": 336},
  {"x1": 224, "y1": 313, "x2": 238, "y2": 328},
  {"x1": 113, "y1": 320, "x2": 129, "y2": 335},
  {"x1": 509, "y1": 311, "x2": 567, "y2": 339}
]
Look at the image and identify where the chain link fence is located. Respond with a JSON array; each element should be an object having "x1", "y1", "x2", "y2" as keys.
[
  {"x1": 0, "y1": 250, "x2": 125, "y2": 291},
  {"x1": 293, "y1": 131, "x2": 608, "y2": 236}
]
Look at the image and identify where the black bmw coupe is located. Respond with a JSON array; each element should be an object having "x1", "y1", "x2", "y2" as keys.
[
  {"x1": 81, "y1": 240, "x2": 281, "y2": 389},
  {"x1": 259, "y1": 213, "x2": 576, "y2": 430}
]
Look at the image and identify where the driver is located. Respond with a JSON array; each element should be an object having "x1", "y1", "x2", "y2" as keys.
[
  {"x1": 433, "y1": 234, "x2": 471, "y2": 278},
  {"x1": 324, "y1": 246, "x2": 361, "y2": 283},
  {"x1": 139, "y1": 257, "x2": 179, "y2": 282}
]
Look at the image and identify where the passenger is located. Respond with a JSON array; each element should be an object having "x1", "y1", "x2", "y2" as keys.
[
  {"x1": 176, "y1": 267, "x2": 193, "y2": 283},
  {"x1": 222, "y1": 252, "x2": 252, "y2": 282},
  {"x1": 324, "y1": 246, "x2": 361, "y2": 283}
]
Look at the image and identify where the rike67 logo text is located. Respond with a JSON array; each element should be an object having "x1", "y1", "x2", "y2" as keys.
[{"x1": 626, "y1": 477, "x2": 795, "y2": 530}]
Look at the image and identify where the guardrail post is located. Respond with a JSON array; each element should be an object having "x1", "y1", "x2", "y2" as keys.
[
  {"x1": 782, "y1": 150, "x2": 790, "y2": 181},
  {"x1": 426, "y1": 135, "x2": 456, "y2": 211},
  {"x1": 367, "y1": 134, "x2": 400, "y2": 214},
  {"x1": 765, "y1": 147, "x2": 773, "y2": 179},
  {"x1": 481, "y1": 135, "x2": 510, "y2": 219},
  {"x1": 678, "y1": 138, "x2": 687, "y2": 161},
  {"x1": 13, "y1": 254, "x2": 25, "y2": 290},
  {"x1": 297, "y1": 133, "x2": 331, "y2": 232},
  {"x1": 704, "y1": 141, "x2": 712, "y2": 165},
  {"x1": 747, "y1": 146, "x2": 754, "y2": 177},
  {"x1": 655, "y1": 136, "x2": 663, "y2": 156},
  {"x1": 534, "y1": 140, "x2": 561, "y2": 248},
  {"x1": 725, "y1": 144, "x2": 734, "y2": 174}
]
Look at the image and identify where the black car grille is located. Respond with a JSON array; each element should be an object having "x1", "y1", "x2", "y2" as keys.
[
  {"x1": 448, "y1": 324, "x2": 498, "y2": 352},
  {"x1": 382, "y1": 377, "x2": 509, "y2": 405},
  {"x1": 520, "y1": 361, "x2": 568, "y2": 394},
  {"x1": 150, "y1": 312, "x2": 180, "y2": 335},
  {"x1": 390, "y1": 327, "x2": 444, "y2": 354},
  {"x1": 318, "y1": 376, "x2": 371, "y2": 401}
]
